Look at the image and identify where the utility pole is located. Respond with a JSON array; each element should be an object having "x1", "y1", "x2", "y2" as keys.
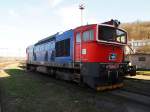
[
  {"x1": 79, "y1": 3, "x2": 85, "y2": 26},
  {"x1": 79, "y1": 2, "x2": 85, "y2": 67}
]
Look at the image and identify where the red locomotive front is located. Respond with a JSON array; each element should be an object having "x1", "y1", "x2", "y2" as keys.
[
  {"x1": 74, "y1": 20, "x2": 135, "y2": 90},
  {"x1": 74, "y1": 22, "x2": 126, "y2": 63}
]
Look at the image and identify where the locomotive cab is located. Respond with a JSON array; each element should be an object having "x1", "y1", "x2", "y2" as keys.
[{"x1": 74, "y1": 24, "x2": 127, "y2": 63}]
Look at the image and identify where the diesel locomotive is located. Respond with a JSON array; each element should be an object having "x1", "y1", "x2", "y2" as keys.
[{"x1": 26, "y1": 20, "x2": 136, "y2": 91}]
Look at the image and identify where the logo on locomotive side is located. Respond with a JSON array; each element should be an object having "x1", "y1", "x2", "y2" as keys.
[{"x1": 109, "y1": 53, "x2": 117, "y2": 60}]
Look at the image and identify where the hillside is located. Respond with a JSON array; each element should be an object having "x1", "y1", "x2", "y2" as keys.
[{"x1": 121, "y1": 21, "x2": 150, "y2": 40}]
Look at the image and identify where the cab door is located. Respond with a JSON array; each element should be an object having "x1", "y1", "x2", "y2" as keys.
[{"x1": 74, "y1": 32, "x2": 82, "y2": 62}]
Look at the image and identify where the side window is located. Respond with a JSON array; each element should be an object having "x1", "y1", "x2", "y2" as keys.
[
  {"x1": 139, "y1": 57, "x2": 146, "y2": 61},
  {"x1": 116, "y1": 29, "x2": 126, "y2": 43},
  {"x1": 56, "y1": 38, "x2": 70, "y2": 57},
  {"x1": 89, "y1": 30, "x2": 94, "y2": 40},
  {"x1": 76, "y1": 33, "x2": 81, "y2": 43},
  {"x1": 83, "y1": 30, "x2": 94, "y2": 41},
  {"x1": 83, "y1": 31, "x2": 89, "y2": 41}
]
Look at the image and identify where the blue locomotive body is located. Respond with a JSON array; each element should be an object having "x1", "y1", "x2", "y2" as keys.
[
  {"x1": 34, "y1": 34, "x2": 56, "y2": 62},
  {"x1": 26, "y1": 30, "x2": 74, "y2": 65},
  {"x1": 55, "y1": 29, "x2": 74, "y2": 64}
]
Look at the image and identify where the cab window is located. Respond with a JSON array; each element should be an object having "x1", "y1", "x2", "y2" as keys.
[
  {"x1": 83, "y1": 30, "x2": 94, "y2": 41},
  {"x1": 98, "y1": 26, "x2": 127, "y2": 44},
  {"x1": 76, "y1": 33, "x2": 81, "y2": 43}
]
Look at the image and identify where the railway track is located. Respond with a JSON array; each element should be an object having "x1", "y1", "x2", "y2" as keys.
[
  {"x1": 98, "y1": 84, "x2": 150, "y2": 112},
  {"x1": 108, "y1": 90, "x2": 150, "y2": 112},
  {"x1": 123, "y1": 78, "x2": 150, "y2": 97},
  {"x1": 108, "y1": 77, "x2": 150, "y2": 108},
  {"x1": 111, "y1": 89, "x2": 150, "y2": 105}
]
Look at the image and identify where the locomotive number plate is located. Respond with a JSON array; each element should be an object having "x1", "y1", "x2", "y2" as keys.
[{"x1": 107, "y1": 64, "x2": 119, "y2": 69}]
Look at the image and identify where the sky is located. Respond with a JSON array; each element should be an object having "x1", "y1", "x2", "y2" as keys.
[{"x1": 0, "y1": 0, "x2": 150, "y2": 57}]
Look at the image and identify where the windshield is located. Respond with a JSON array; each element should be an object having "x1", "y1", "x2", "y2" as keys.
[{"x1": 98, "y1": 26, "x2": 127, "y2": 44}]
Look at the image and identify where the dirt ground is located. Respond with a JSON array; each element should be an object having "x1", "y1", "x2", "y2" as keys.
[{"x1": 0, "y1": 61, "x2": 150, "y2": 112}]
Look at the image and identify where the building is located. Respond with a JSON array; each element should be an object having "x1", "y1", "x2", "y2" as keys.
[
  {"x1": 127, "y1": 53, "x2": 150, "y2": 70},
  {"x1": 125, "y1": 39, "x2": 150, "y2": 70},
  {"x1": 128, "y1": 39, "x2": 150, "y2": 53}
]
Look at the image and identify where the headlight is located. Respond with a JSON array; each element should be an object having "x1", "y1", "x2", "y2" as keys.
[{"x1": 129, "y1": 62, "x2": 132, "y2": 66}]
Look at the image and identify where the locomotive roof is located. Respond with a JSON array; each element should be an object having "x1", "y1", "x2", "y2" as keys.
[
  {"x1": 35, "y1": 33, "x2": 58, "y2": 46},
  {"x1": 74, "y1": 23, "x2": 119, "y2": 30}
]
